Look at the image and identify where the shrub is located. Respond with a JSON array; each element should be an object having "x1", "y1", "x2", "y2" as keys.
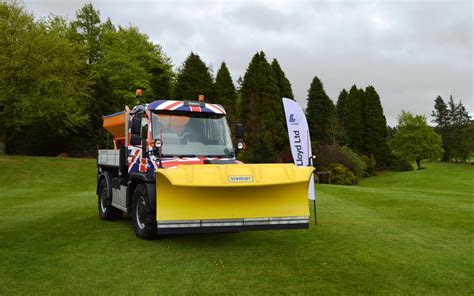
[
  {"x1": 315, "y1": 143, "x2": 351, "y2": 171},
  {"x1": 387, "y1": 155, "x2": 414, "y2": 171},
  {"x1": 341, "y1": 146, "x2": 367, "y2": 177},
  {"x1": 361, "y1": 154, "x2": 377, "y2": 175},
  {"x1": 329, "y1": 164, "x2": 358, "y2": 185}
]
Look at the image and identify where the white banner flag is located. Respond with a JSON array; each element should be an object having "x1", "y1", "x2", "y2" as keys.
[{"x1": 282, "y1": 98, "x2": 315, "y2": 200}]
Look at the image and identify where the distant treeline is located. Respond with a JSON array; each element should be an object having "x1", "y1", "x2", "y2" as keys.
[{"x1": 0, "y1": 2, "x2": 472, "y2": 181}]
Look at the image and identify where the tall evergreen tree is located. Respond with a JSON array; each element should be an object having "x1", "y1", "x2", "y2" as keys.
[
  {"x1": 271, "y1": 59, "x2": 294, "y2": 99},
  {"x1": 341, "y1": 85, "x2": 364, "y2": 152},
  {"x1": 306, "y1": 76, "x2": 336, "y2": 145},
  {"x1": 175, "y1": 52, "x2": 213, "y2": 101},
  {"x1": 362, "y1": 86, "x2": 391, "y2": 167},
  {"x1": 336, "y1": 88, "x2": 348, "y2": 123},
  {"x1": 431, "y1": 96, "x2": 450, "y2": 160},
  {"x1": 240, "y1": 51, "x2": 284, "y2": 162},
  {"x1": 213, "y1": 62, "x2": 236, "y2": 121},
  {"x1": 447, "y1": 96, "x2": 472, "y2": 162}
]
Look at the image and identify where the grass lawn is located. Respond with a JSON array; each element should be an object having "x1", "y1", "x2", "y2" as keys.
[{"x1": 0, "y1": 155, "x2": 472, "y2": 295}]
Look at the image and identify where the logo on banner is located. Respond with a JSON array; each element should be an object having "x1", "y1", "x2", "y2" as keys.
[{"x1": 289, "y1": 113, "x2": 300, "y2": 125}]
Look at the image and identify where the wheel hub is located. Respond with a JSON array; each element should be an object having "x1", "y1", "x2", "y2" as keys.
[{"x1": 136, "y1": 196, "x2": 146, "y2": 229}]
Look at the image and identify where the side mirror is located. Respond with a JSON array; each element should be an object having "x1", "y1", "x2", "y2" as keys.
[
  {"x1": 235, "y1": 123, "x2": 245, "y2": 151},
  {"x1": 130, "y1": 116, "x2": 142, "y2": 146},
  {"x1": 130, "y1": 116, "x2": 141, "y2": 135},
  {"x1": 235, "y1": 123, "x2": 244, "y2": 139}
]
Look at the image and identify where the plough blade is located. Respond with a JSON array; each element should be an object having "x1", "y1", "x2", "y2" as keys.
[{"x1": 155, "y1": 164, "x2": 314, "y2": 234}]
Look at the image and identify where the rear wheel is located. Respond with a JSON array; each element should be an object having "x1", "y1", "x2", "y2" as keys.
[
  {"x1": 132, "y1": 184, "x2": 158, "y2": 240},
  {"x1": 98, "y1": 177, "x2": 123, "y2": 221}
]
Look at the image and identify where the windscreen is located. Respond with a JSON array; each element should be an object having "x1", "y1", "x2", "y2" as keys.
[{"x1": 152, "y1": 112, "x2": 234, "y2": 157}]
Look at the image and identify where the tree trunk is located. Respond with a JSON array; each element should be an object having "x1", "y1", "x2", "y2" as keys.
[
  {"x1": 0, "y1": 125, "x2": 5, "y2": 154},
  {"x1": 416, "y1": 159, "x2": 421, "y2": 170}
]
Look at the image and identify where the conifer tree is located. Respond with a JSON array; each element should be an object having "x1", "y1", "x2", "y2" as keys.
[
  {"x1": 342, "y1": 85, "x2": 364, "y2": 152},
  {"x1": 271, "y1": 59, "x2": 294, "y2": 99},
  {"x1": 213, "y1": 62, "x2": 236, "y2": 121},
  {"x1": 240, "y1": 51, "x2": 284, "y2": 162},
  {"x1": 431, "y1": 96, "x2": 450, "y2": 160},
  {"x1": 175, "y1": 52, "x2": 213, "y2": 101},
  {"x1": 362, "y1": 86, "x2": 391, "y2": 167},
  {"x1": 306, "y1": 76, "x2": 337, "y2": 144},
  {"x1": 336, "y1": 88, "x2": 348, "y2": 123}
]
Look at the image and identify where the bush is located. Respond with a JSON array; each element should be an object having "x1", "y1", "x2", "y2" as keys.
[
  {"x1": 341, "y1": 146, "x2": 367, "y2": 177},
  {"x1": 316, "y1": 143, "x2": 366, "y2": 178},
  {"x1": 329, "y1": 164, "x2": 358, "y2": 185},
  {"x1": 361, "y1": 154, "x2": 377, "y2": 175},
  {"x1": 315, "y1": 143, "x2": 351, "y2": 170},
  {"x1": 387, "y1": 155, "x2": 414, "y2": 171}
]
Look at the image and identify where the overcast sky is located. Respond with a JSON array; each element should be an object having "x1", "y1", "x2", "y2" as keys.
[{"x1": 24, "y1": 0, "x2": 473, "y2": 126}]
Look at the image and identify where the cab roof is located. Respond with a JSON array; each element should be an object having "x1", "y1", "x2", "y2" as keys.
[{"x1": 147, "y1": 100, "x2": 226, "y2": 115}]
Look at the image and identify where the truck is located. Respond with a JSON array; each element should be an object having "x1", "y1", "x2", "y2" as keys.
[{"x1": 97, "y1": 94, "x2": 314, "y2": 239}]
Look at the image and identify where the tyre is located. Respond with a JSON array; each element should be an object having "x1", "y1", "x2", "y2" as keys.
[
  {"x1": 132, "y1": 183, "x2": 158, "y2": 240},
  {"x1": 98, "y1": 177, "x2": 123, "y2": 221}
]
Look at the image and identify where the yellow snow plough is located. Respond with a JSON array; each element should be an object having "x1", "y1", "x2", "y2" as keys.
[{"x1": 98, "y1": 96, "x2": 314, "y2": 239}]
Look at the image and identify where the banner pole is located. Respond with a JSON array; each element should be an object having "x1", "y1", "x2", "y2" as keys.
[{"x1": 309, "y1": 155, "x2": 317, "y2": 225}]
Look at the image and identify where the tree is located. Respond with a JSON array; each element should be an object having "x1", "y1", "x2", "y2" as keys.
[
  {"x1": 336, "y1": 88, "x2": 348, "y2": 125},
  {"x1": 213, "y1": 62, "x2": 237, "y2": 121},
  {"x1": 271, "y1": 59, "x2": 294, "y2": 100},
  {"x1": 0, "y1": 2, "x2": 92, "y2": 155},
  {"x1": 174, "y1": 52, "x2": 213, "y2": 101},
  {"x1": 390, "y1": 111, "x2": 443, "y2": 169},
  {"x1": 70, "y1": 3, "x2": 102, "y2": 64},
  {"x1": 447, "y1": 96, "x2": 472, "y2": 162},
  {"x1": 240, "y1": 51, "x2": 284, "y2": 162},
  {"x1": 341, "y1": 85, "x2": 364, "y2": 152},
  {"x1": 362, "y1": 86, "x2": 391, "y2": 167},
  {"x1": 431, "y1": 96, "x2": 450, "y2": 160},
  {"x1": 306, "y1": 76, "x2": 337, "y2": 145},
  {"x1": 431, "y1": 95, "x2": 472, "y2": 162}
]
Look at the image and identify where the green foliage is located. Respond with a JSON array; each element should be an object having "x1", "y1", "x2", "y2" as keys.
[
  {"x1": 0, "y1": 2, "x2": 91, "y2": 155},
  {"x1": 431, "y1": 95, "x2": 472, "y2": 162},
  {"x1": 362, "y1": 86, "x2": 391, "y2": 168},
  {"x1": 240, "y1": 51, "x2": 285, "y2": 162},
  {"x1": 387, "y1": 155, "x2": 414, "y2": 171},
  {"x1": 70, "y1": 3, "x2": 101, "y2": 64},
  {"x1": 271, "y1": 59, "x2": 294, "y2": 100},
  {"x1": 306, "y1": 76, "x2": 337, "y2": 144},
  {"x1": 336, "y1": 88, "x2": 348, "y2": 128},
  {"x1": 328, "y1": 163, "x2": 358, "y2": 185},
  {"x1": 341, "y1": 146, "x2": 367, "y2": 178},
  {"x1": 390, "y1": 111, "x2": 444, "y2": 169},
  {"x1": 175, "y1": 52, "x2": 213, "y2": 101},
  {"x1": 361, "y1": 154, "x2": 377, "y2": 175},
  {"x1": 341, "y1": 85, "x2": 364, "y2": 152},
  {"x1": 0, "y1": 2, "x2": 173, "y2": 155},
  {"x1": 213, "y1": 62, "x2": 236, "y2": 121}
]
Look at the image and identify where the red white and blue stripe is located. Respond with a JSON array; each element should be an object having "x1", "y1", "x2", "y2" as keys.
[{"x1": 147, "y1": 100, "x2": 226, "y2": 115}]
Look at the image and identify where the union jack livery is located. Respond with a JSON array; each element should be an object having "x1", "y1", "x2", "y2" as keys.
[{"x1": 97, "y1": 93, "x2": 314, "y2": 240}]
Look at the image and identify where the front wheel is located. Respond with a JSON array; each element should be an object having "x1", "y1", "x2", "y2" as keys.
[{"x1": 132, "y1": 184, "x2": 158, "y2": 240}]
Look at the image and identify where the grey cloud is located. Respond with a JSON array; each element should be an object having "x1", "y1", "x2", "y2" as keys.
[{"x1": 24, "y1": 0, "x2": 473, "y2": 126}]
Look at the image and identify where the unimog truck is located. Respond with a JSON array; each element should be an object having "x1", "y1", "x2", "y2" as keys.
[{"x1": 97, "y1": 94, "x2": 314, "y2": 239}]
